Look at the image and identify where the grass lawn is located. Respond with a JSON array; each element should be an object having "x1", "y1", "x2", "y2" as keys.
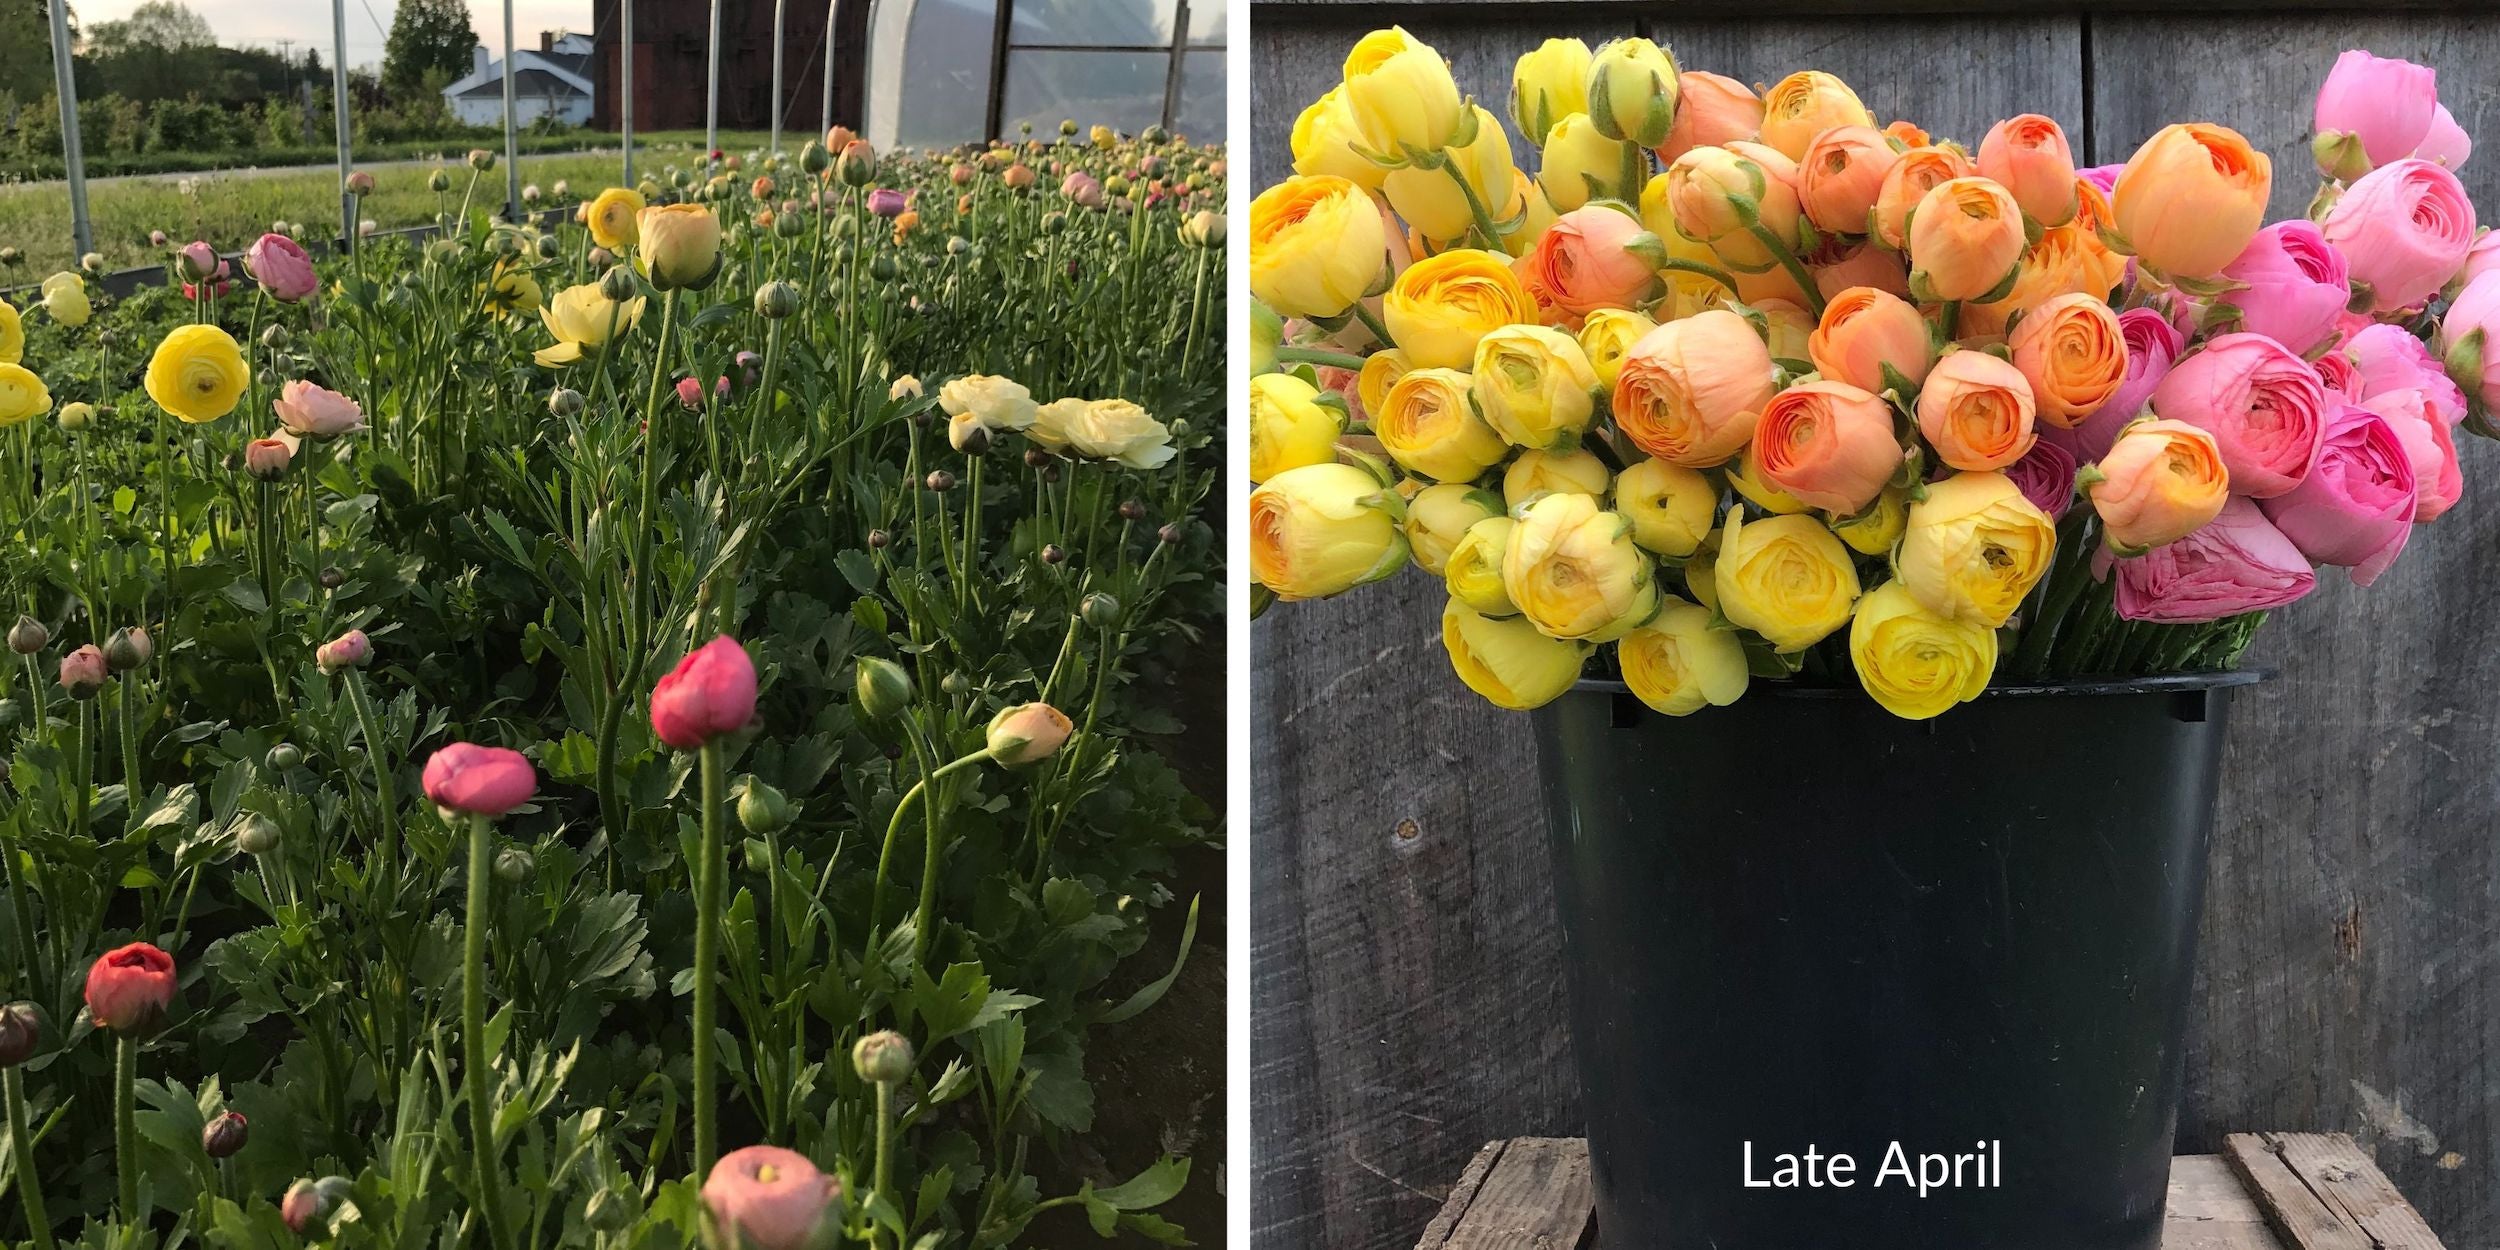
[{"x1": 0, "y1": 130, "x2": 778, "y2": 276}]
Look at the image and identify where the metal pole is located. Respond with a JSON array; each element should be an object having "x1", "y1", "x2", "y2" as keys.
[
  {"x1": 502, "y1": 0, "x2": 520, "y2": 218},
  {"x1": 332, "y1": 0, "x2": 354, "y2": 251},
  {"x1": 770, "y1": 0, "x2": 786, "y2": 154},
  {"x1": 705, "y1": 0, "x2": 722, "y2": 165},
  {"x1": 819, "y1": 0, "x2": 836, "y2": 138},
  {"x1": 620, "y1": 0, "x2": 635, "y2": 186},
  {"x1": 45, "y1": 0, "x2": 91, "y2": 260}
]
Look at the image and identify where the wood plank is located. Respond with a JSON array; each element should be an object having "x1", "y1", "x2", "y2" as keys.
[
  {"x1": 1435, "y1": 1138, "x2": 1593, "y2": 1249},
  {"x1": 2226, "y1": 1134, "x2": 2376, "y2": 1250},
  {"x1": 2268, "y1": 1133, "x2": 2449, "y2": 1250},
  {"x1": 2166, "y1": 1155, "x2": 2285, "y2": 1250},
  {"x1": 1417, "y1": 1141, "x2": 1515, "y2": 1249}
]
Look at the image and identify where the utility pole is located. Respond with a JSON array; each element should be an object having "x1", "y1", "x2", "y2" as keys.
[{"x1": 45, "y1": 0, "x2": 92, "y2": 259}]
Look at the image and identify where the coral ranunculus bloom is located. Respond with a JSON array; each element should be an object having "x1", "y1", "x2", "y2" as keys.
[
  {"x1": 86, "y1": 942, "x2": 177, "y2": 1032},
  {"x1": 650, "y1": 636, "x2": 760, "y2": 751}
]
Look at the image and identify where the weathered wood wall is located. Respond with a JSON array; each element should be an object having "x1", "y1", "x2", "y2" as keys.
[{"x1": 1250, "y1": 7, "x2": 2500, "y2": 1248}]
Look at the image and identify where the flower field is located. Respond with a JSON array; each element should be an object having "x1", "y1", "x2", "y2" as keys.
[{"x1": 0, "y1": 124, "x2": 1225, "y2": 1248}]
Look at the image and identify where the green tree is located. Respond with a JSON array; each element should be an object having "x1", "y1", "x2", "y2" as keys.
[
  {"x1": 382, "y1": 0, "x2": 475, "y2": 99},
  {"x1": 3, "y1": 0, "x2": 64, "y2": 100}
]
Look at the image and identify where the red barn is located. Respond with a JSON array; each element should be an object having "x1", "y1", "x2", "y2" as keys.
[{"x1": 591, "y1": 0, "x2": 869, "y2": 136}]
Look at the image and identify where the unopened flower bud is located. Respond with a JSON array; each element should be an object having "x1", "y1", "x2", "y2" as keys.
[
  {"x1": 80, "y1": 251, "x2": 104, "y2": 275},
  {"x1": 102, "y1": 626, "x2": 152, "y2": 672},
  {"x1": 1040, "y1": 544, "x2": 1068, "y2": 565},
  {"x1": 1158, "y1": 522, "x2": 1184, "y2": 545},
  {"x1": 585, "y1": 1186, "x2": 633, "y2": 1232},
  {"x1": 8, "y1": 616, "x2": 47, "y2": 655},
  {"x1": 267, "y1": 743, "x2": 304, "y2": 770},
  {"x1": 799, "y1": 141, "x2": 831, "y2": 175},
  {"x1": 986, "y1": 702, "x2": 1073, "y2": 766},
  {"x1": 549, "y1": 388, "x2": 586, "y2": 417},
  {"x1": 203, "y1": 1110, "x2": 249, "y2": 1159},
  {"x1": 59, "y1": 645, "x2": 107, "y2": 699},
  {"x1": 280, "y1": 1179, "x2": 324, "y2": 1235},
  {"x1": 855, "y1": 656, "x2": 912, "y2": 720},
  {"x1": 599, "y1": 265, "x2": 640, "y2": 303},
  {"x1": 852, "y1": 1030, "x2": 916, "y2": 1083},
  {"x1": 345, "y1": 170, "x2": 375, "y2": 196},
  {"x1": 467, "y1": 148, "x2": 496, "y2": 171},
  {"x1": 262, "y1": 323, "x2": 292, "y2": 350},
  {"x1": 0, "y1": 1003, "x2": 39, "y2": 1067},
  {"x1": 865, "y1": 528, "x2": 891, "y2": 550},
  {"x1": 925, "y1": 469, "x2": 957, "y2": 492},
  {"x1": 737, "y1": 779, "x2": 798, "y2": 834},
  {"x1": 318, "y1": 567, "x2": 345, "y2": 590},
  {"x1": 1081, "y1": 593, "x2": 1122, "y2": 629},
  {"x1": 235, "y1": 813, "x2": 281, "y2": 856},
  {"x1": 1118, "y1": 499, "x2": 1147, "y2": 521},
  {"x1": 244, "y1": 438, "x2": 292, "y2": 481},
  {"x1": 754, "y1": 279, "x2": 802, "y2": 319},
  {"x1": 1023, "y1": 447, "x2": 1054, "y2": 468},
  {"x1": 494, "y1": 846, "x2": 533, "y2": 883}
]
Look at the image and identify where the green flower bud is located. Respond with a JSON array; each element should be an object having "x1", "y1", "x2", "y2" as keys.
[
  {"x1": 851, "y1": 1029, "x2": 915, "y2": 1083},
  {"x1": 855, "y1": 656, "x2": 912, "y2": 720},
  {"x1": 235, "y1": 813, "x2": 281, "y2": 856},
  {"x1": 1081, "y1": 592, "x2": 1122, "y2": 629},
  {"x1": 737, "y1": 779, "x2": 797, "y2": 834},
  {"x1": 267, "y1": 743, "x2": 304, "y2": 770}
]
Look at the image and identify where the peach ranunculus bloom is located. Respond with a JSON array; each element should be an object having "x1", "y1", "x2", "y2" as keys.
[
  {"x1": 1611, "y1": 309, "x2": 1777, "y2": 467},
  {"x1": 1916, "y1": 349, "x2": 2039, "y2": 473},
  {"x1": 272, "y1": 379, "x2": 366, "y2": 439},
  {"x1": 2008, "y1": 293, "x2": 2129, "y2": 428},
  {"x1": 1518, "y1": 205, "x2": 1661, "y2": 329},
  {"x1": 1750, "y1": 378, "x2": 1901, "y2": 515},
  {"x1": 1756, "y1": 70, "x2": 1874, "y2": 161},
  {"x1": 1871, "y1": 145, "x2": 1974, "y2": 250},
  {"x1": 2111, "y1": 122, "x2": 2272, "y2": 279},
  {"x1": 1796, "y1": 126, "x2": 1900, "y2": 236},
  {"x1": 1808, "y1": 286, "x2": 1934, "y2": 395},
  {"x1": 1654, "y1": 71, "x2": 1763, "y2": 165},
  {"x1": 1908, "y1": 177, "x2": 2026, "y2": 303},
  {"x1": 1977, "y1": 114, "x2": 2080, "y2": 227},
  {"x1": 2087, "y1": 417, "x2": 2230, "y2": 554}
]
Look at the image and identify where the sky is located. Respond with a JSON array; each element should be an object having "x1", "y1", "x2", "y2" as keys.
[{"x1": 74, "y1": 0, "x2": 597, "y2": 70}]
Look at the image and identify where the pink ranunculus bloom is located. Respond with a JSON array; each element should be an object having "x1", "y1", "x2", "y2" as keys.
[
  {"x1": 2076, "y1": 163, "x2": 2124, "y2": 197},
  {"x1": 2321, "y1": 158, "x2": 2477, "y2": 313},
  {"x1": 2005, "y1": 436, "x2": 2079, "y2": 520},
  {"x1": 273, "y1": 379, "x2": 366, "y2": 439},
  {"x1": 2438, "y1": 270, "x2": 2500, "y2": 415},
  {"x1": 317, "y1": 628, "x2": 372, "y2": 673},
  {"x1": 2054, "y1": 305, "x2": 2189, "y2": 462},
  {"x1": 2309, "y1": 342, "x2": 2362, "y2": 401},
  {"x1": 245, "y1": 232, "x2": 318, "y2": 302},
  {"x1": 242, "y1": 437, "x2": 292, "y2": 480},
  {"x1": 84, "y1": 941, "x2": 177, "y2": 1032},
  {"x1": 2414, "y1": 103, "x2": 2471, "y2": 170},
  {"x1": 2457, "y1": 230, "x2": 2500, "y2": 291},
  {"x1": 2359, "y1": 384, "x2": 2462, "y2": 521},
  {"x1": 1517, "y1": 206, "x2": 1660, "y2": 329},
  {"x1": 2344, "y1": 322, "x2": 2465, "y2": 426},
  {"x1": 2260, "y1": 404, "x2": 2418, "y2": 586},
  {"x1": 866, "y1": 188, "x2": 908, "y2": 218},
  {"x1": 676, "y1": 376, "x2": 708, "y2": 410},
  {"x1": 2217, "y1": 221, "x2": 2350, "y2": 355},
  {"x1": 2313, "y1": 50, "x2": 2439, "y2": 168},
  {"x1": 701, "y1": 1146, "x2": 839, "y2": 1250},
  {"x1": 58, "y1": 643, "x2": 108, "y2": 694},
  {"x1": 422, "y1": 742, "x2": 538, "y2": 819},
  {"x1": 177, "y1": 239, "x2": 220, "y2": 281},
  {"x1": 2108, "y1": 497, "x2": 2317, "y2": 624},
  {"x1": 1315, "y1": 364, "x2": 1366, "y2": 427},
  {"x1": 1061, "y1": 172, "x2": 1104, "y2": 210},
  {"x1": 2149, "y1": 332, "x2": 2328, "y2": 498},
  {"x1": 649, "y1": 635, "x2": 758, "y2": 751}
]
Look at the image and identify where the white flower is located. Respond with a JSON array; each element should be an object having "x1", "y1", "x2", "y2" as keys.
[
  {"x1": 1031, "y1": 397, "x2": 1176, "y2": 470},
  {"x1": 936, "y1": 373, "x2": 1036, "y2": 432},
  {"x1": 889, "y1": 374, "x2": 923, "y2": 400}
]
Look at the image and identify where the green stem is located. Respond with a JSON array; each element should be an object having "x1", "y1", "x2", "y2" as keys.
[
  {"x1": 4, "y1": 1067, "x2": 52, "y2": 1250},
  {"x1": 1745, "y1": 222, "x2": 1828, "y2": 319},
  {"x1": 344, "y1": 672, "x2": 400, "y2": 869},
  {"x1": 1658, "y1": 257, "x2": 1740, "y2": 296},
  {"x1": 464, "y1": 814, "x2": 514, "y2": 1250},
  {"x1": 872, "y1": 1079, "x2": 894, "y2": 1245},
  {"x1": 1351, "y1": 303, "x2": 1397, "y2": 351},
  {"x1": 1443, "y1": 161, "x2": 1506, "y2": 251},
  {"x1": 1273, "y1": 346, "x2": 1367, "y2": 371},
  {"x1": 115, "y1": 1033, "x2": 136, "y2": 1215},
  {"x1": 693, "y1": 739, "x2": 724, "y2": 1180}
]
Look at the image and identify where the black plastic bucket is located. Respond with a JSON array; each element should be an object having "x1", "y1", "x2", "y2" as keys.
[{"x1": 1530, "y1": 672, "x2": 2262, "y2": 1250}]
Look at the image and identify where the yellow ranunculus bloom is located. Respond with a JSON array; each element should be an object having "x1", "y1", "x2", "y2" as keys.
[
  {"x1": 1618, "y1": 596, "x2": 1748, "y2": 716},
  {"x1": 0, "y1": 298, "x2": 21, "y2": 364},
  {"x1": 587, "y1": 186, "x2": 646, "y2": 251},
  {"x1": 1831, "y1": 485, "x2": 1909, "y2": 557},
  {"x1": 1849, "y1": 579, "x2": 1996, "y2": 720},
  {"x1": 1713, "y1": 511, "x2": 1860, "y2": 651},
  {"x1": 1728, "y1": 450, "x2": 1813, "y2": 515},
  {"x1": 1502, "y1": 449, "x2": 1611, "y2": 507},
  {"x1": 1341, "y1": 26, "x2": 1467, "y2": 160},
  {"x1": 1510, "y1": 38, "x2": 1592, "y2": 149},
  {"x1": 1090, "y1": 124, "x2": 1117, "y2": 148},
  {"x1": 1502, "y1": 492, "x2": 1659, "y2": 643},
  {"x1": 1249, "y1": 174, "x2": 1386, "y2": 320},
  {"x1": 1538, "y1": 113, "x2": 1639, "y2": 214},
  {"x1": 1248, "y1": 462, "x2": 1408, "y2": 601},
  {"x1": 1375, "y1": 367, "x2": 1508, "y2": 483},
  {"x1": 1472, "y1": 324, "x2": 1598, "y2": 451},
  {"x1": 482, "y1": 263, "x2": 543, "y2": 316},
  {"x1": 535, "y1": 282, "x2": 648, "y2": 367},
  {"x1": 1032, "y1": 397, "x2": 1176, "y2": 469},
  {"x1": 1443, "y1": 516, "x2": 1518, "y2": 617},
  {"x1": 1896, "y1": 470, "x2": 2056, "y2": 629},
  {"x1": 0, "y1": 363, "x2": 52, "y2": 426},
  {"x1": 1383, "y1": 249, "x2": 1532, "y2": 371},
  {"x1": 1442, "y1": 597, "x2": 1586, "y2": 710},
  {"x1": 1758, "y1": 70, "x2": 1875, "y2": 161},
  {"x1": 1382, "y1": 106, "x2": 1516, "y2": 244},
  {"x1": 1404, "y1": 483, "x2": 1505, "y2": 577},
  {"x1": 1248, "y1": 372, "x2": 1345, "y2": 483},
  {"x1": 1291, "y1": 87, "x2": 1386, "y2": 191},
  {"x1": 1586, "y1": 37, "x2": 1681, "y2": 149},
  {"x1": 1614, "y1": 457, "x2": 1719, "y2": 558},
  {"x1": 142, "y1": 324, "x2": 248, "y2": 424},
  {"x1": 636, "y1": 203, "x2": 723, "y2": 291},
  {"x1": 42, "y1": 274, "x2": 90, "y2": 327},
  {"x1": 1577, "y1": 308, "x2": 1655, "y2": 390},
  {"x1": 1356, "y1": 348, "x2": 1411, "y2": 418}
]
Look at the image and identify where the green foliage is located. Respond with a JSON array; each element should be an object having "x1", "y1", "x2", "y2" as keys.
[{"x1": 382, "y1": 0, "x2": 479, "y2": 99}]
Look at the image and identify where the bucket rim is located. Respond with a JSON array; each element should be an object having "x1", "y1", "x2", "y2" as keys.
[{"x1": 1563, "y1": 668, "x2": 2271, "y2": 701}]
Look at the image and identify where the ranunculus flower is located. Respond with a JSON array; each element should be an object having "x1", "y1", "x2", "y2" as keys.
[
  {"x1": 1807, "y1": 287, "x2": 1932, "y2": 395},
  {"x1": 2345, "y1": 323, "x2": 2464, "y2": 427},
  {"x1": 1849, "y1": 580, "x2": 1995, "y2": 721},
  {"x1": 244, "y1": 232, "x2": 317, "y2": 302},
  {"x1": 2150, "y1": 332, "x2": 2328, "y2": 497},
  {"x1": 1517, "y1": 206, "x2": 1657, "y2": 329},
  {"x1": 1501, "y1": 447, "x2": 1611, "y2": 507},
  {"x1": 1402, "y1": 483, "x2": 1504, "y2": 577},
  {"x1": 702, "y1": 1145, "x2": 839, "y2": 1250},
  {"x1": 2087, "y1": 417, "x2": 2229, "y2": 553},
  {"x1": 535, "y1": 282, "x2": 646, "y2": 368},
  {"x1": 85, "y1": 942, "x2": 176, "y2": 1032},
  {"x1": 243, "y1": 437, "x2": 292, "y2": 480},
  {"x1": 144, "y1": 324, "x2": 250, "y2": 424},
  {"x1": 987, "y1": 702, "x2": 1073, "y2": 765},
  {"x1": 2112, "y1": 123, "x2": 2271, "y2": 278},
  {"x1": 2217, "y1": 221, "x2": 2352, "y2": 354},
  {"x1": 1340, "y1": 26, "x2": 1466, "y2": 157},
  {"x1": 1714, "y1": 511, "x2": 1861, "y2": 651},
  {"x1": 2440, "y1": 270, "x2": 2500, "y2": 415},
  {"x1": 867, "y1": 188, "x2": 909, "y2": 218},
  {"x1": 1908, "y1": 177, "x2": 2026, "y2": 302},
  {"x1": 939, "y1": 375, "x2": 1039, "y2": 445},
  {"x1": 2008, "y1": 293, "x2": 2128, "y2": 427},
  {"x1": 587, "y1": 187, "x2": 646, "y2": 250},
  {"x1": 2323, "y1": 158, "x2": 2477, "y2": 313},
  {"x1": 1810, "y1": 243, "x2": 1912, "y2": 303},
  {"x1": 0, "y1": 363, "x2": 51, "y2": 427},
  {"x1": 2414, "y1": 104, "x2": 2470, "y2": 170},
  {"x1": 41, "y1": 272, "x2": 91, "y2": 326},
  {"x1": 1376, "y1": 368, "x2": 1507, "y2": 482},
  {"x1": 1382, "y1": 106, "x2": 1513, "y2": 243},
  {"x1": 636, "y1": 203, "x2": 724, "y2": 291},
  {"x1": 1896, "y1": 470, "x2": 2056, "y2": 628},
  {"x1": 1026, "y1": 397, "x2": 1175, "y2": 469},
  {"x1": 1507, "y1": 38, "x2": 1591, "y2": 150},
  {"x1": 1503, "y1": 492, "x2": 1658, "y2": 642},
  {"x1": 1662, "y1": 143, "x2": 1803, "y2": 270},
  {"x1": 1796, "y1": 126, "x2": 1900, "y2": 236},
  {"x1": 2260, "y1": 404, "x2": 2417, "y2": 586},
  {"x1": 1443, "y1": 516, "x2": 1518, "y2": 617},
  {"x1": 272, "y1": 380, "x2": 365, "y2": 439},
  {"x1": 1612, "y1": 309, "x2": 1776, "y2": 467},
  {"x1": 651, "y1": 635, "x2": 759, "y2": 751},
  {"x1": 1441, "y1": 598, "x2": 1586, "y2": 711},
  {"x1": 2311, "y1": 51, "x2": 2438, "y2": 174},
  {"x1": 1961, "y1": 211, "x2": 2127, "y2": 339},
  {"x1": 2005, "y1": 436, "x2": 2079, "y2": 520},
  {"x1": 1618, "y1": 597, "x2": 1747, "y2": 716},
  {"x1": 0, "y1": 298, "x2": 20, "y2": 366},
  {"x1": 1247, "y1": 372, "x2": 1344, "y2": 484},
  {"x1": 2109, "y1": 497, "x2": 2317, "y2": 623},
  {"x1": 1614, "y1": 457, "x2": 1719, "y2": 557},
  {"x1": 1248, "y1": 462, "x2": 1407, "y2": 601},
  {"x1": 177, "y1": 240, "x2": 219, "y2": 281},
  {"x1": 1576, "y1": 308, "x2": 1655, "y2": 390},
  {"x1": 1471, "y1": 324, "x2": 1599, "y2": 450},
  {"x1": 1382, "y1": 248, "x2": 1534, "y2": 371},
  {"x1": 1586, "y1": 37, "x2": 1681, "y2": 148},
  {"x1": 2358, "y1": 383, "x2": 2461, "y2": 521},
  {"x1": 1654, "y1": 70, "x2": 1761, "y2": 164},
  {"x1": 316, "y1": 628, "x2": 371, "y2": 673},
  {"x1": 2053, "y1": 307, "x2": 2186, "y2": 462},
  {"x1": 1917, "y1": 349, "x2": 2037, "y2": 472},
  {"x1": 1871, "y1": 145, "x2": 1972, "y2": 250},
  {"x1": 421, "y1": 742, "x2": 538, "y2": 818},
  {"x1": 1751, "y1": 379, "x2": 1899, "y2": 515},
  {"x1": 1976, "y1": 114, "x2": 2078, "y2": 226},
  {"x1": 1756, "y1": 70, "x2": 1872, "y2": 161},
  {"x1": 58, "y1": 644, "x2": 107, "y2": 697},
  {"x1": 1537, "y1": 113, "x2": 1642, "y2": 213}
]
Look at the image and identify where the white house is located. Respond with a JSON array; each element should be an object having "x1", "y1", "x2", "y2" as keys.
[{"x1": 442, "y1": 32, "x2": 596, "y2": 128}]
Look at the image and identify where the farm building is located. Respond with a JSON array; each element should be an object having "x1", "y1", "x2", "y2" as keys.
[{"x1": 442, "y1": 32, "x2": 597, "y2": 128}]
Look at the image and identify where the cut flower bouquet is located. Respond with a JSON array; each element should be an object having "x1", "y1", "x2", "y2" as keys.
[{"x1": 1247, "y1": 36, "x2": 2499, "y2": 720}]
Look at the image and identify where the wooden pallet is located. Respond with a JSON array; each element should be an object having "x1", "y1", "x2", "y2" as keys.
[{"x1": 1418, "y1": 1133, "x2": 2447, "y2": 1250}]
